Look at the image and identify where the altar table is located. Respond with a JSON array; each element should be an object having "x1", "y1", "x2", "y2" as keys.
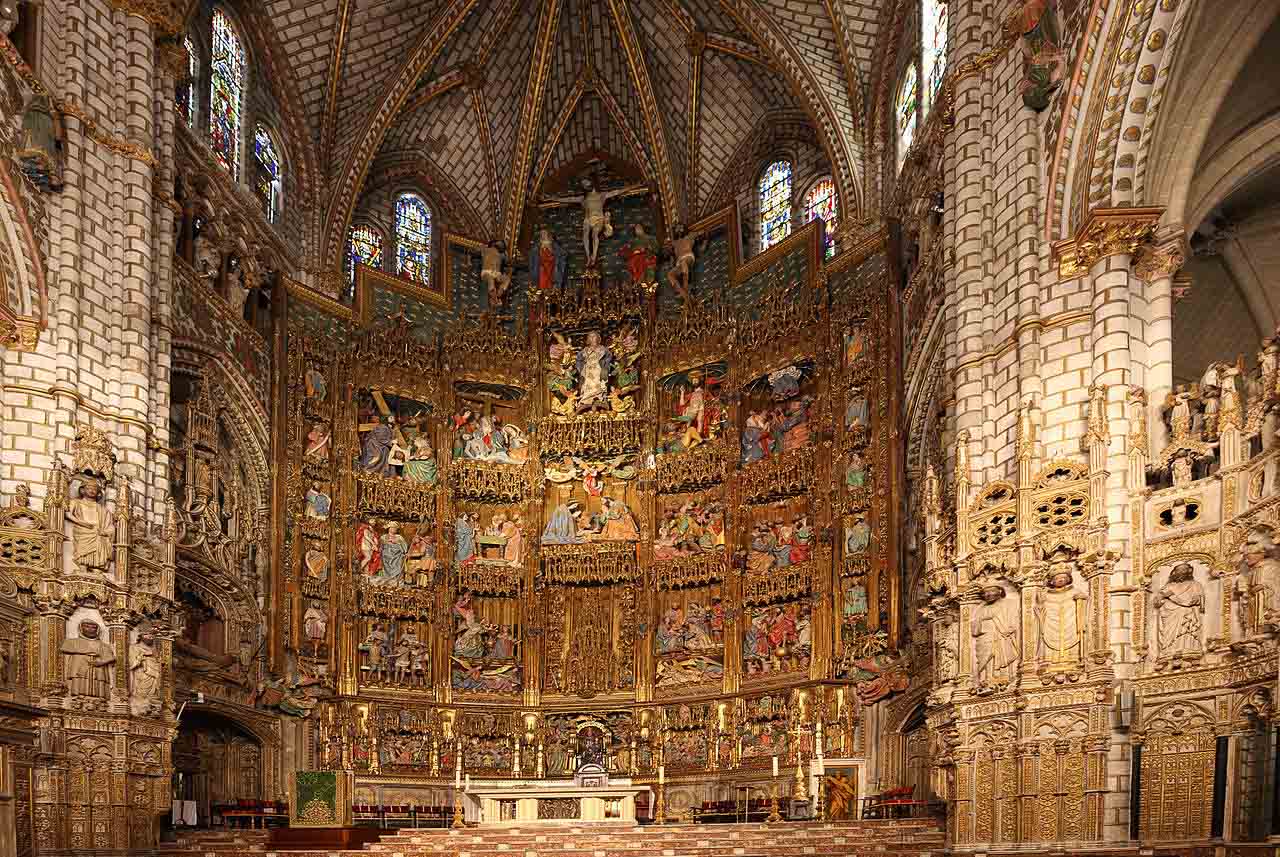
[{"x1": 466, "y1": 781, "x2": 646, "y2": 825}]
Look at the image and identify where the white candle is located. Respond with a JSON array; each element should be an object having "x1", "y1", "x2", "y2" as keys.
[
  {"x1": 658, "y1": 765, "x2": 665, "y2": 784},
  {"x1": 455, "y1": 764, "x2": 461, "y2": 788},
  {"x1": 818, "y1": 758, "x2": 825, "y2": 776},
  {"x1": 772, "y1": 756, "x2": 779, "y2": 778},
  {"x1": 465, "y1": 774, "x2": 471, "y2": 791}
]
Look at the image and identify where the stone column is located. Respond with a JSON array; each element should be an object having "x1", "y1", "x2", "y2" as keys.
[{"x1": 1134, "y1": 239, "x2": 1185, "y2": 456}]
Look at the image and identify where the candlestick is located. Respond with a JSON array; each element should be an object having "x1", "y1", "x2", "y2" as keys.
[
  {"x1": 654, "y1": 782, "x2": 667, "y2": 824},
  {"x1": 452, "y1": 795, "x2": 465, "y2": 829},
  {"x1": 766, "y1": 783, "x2": 782, "y2": 824}
]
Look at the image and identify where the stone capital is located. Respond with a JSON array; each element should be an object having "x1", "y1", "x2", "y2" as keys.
[
  {"x1": 1052, "y1": 206, "x2": 1164, "y2": 280},
  {"x1": 1133, "y1": 239, "x2": 1186, "y2": 283}
]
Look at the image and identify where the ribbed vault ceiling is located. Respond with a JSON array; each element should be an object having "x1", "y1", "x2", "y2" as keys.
[{"x1": 264, "y1": 0, "x2": 886, "y2": 262}]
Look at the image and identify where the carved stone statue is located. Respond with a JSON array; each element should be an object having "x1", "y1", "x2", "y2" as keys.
[
  {"x1": 972, "y1": 584, "x2": 1019, "y2": 691},
  {"x1": 1127, "y1": 385, "x2": 1148, "y2": 455},
  {"x1": 130, "y1": 631, "x2": 162, "y2": 715},
  {"x1": 1153, "y1": 563, "x2": 1205, "y2": 664},
  {"x1": 954, "y1": 429, "x2": 970, "y2": 482},
  {"x1": 1036, "y1": 553, "x2": 1085, "y2": 678},
  {"x1": 1242, "y1": 528, "x2": 1280, "y2": 617},
  {"x1": 1083, "y1": 383, "x2": 1109, "y2": 449},
  {"x1": 67, "y1": 480, "x2": 114, "y2": 572},
  {"x1": 61, "y1": 620, "x2": 116, "y2": 698},
  {"x1": 1166, "y1": 384, "x2": 1196, "y2": 441}
]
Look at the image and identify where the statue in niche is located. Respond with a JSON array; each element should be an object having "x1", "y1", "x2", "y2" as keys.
[
  {"x1": 304, "y1": 482, "x2": 331, "y2": 520},
  {"x1": 664, "y1": 223, "x2": 705, "y2": 304},
  {"x1": 1036, "y1": 550, "x2": 1086, "y2": 678},
  {"x1": 1241, "y1": 527, "x2": 1280, "y2": 618},
  {"x1": 360, "y1": 623, "x2": 390, "y2": 681},
  {"x1": 971, "y1": 582, "x2": 1018, "y2": 692},
  {"x1": 617, "y1": 223, "x2": 659, "y2": 286},
  {"x1": 480, "y1": 240, "x2": 512, "y2": 308},
  {"x1": 61, "y1": 620, "x2": 116, "y2": 698},
  {"x1": 130, "y1": 630, "x2": 162, "y2": 715},
  {"x1": 576, "y1": 330, "x2": 614, "y2": 414},
  {"x1": 303, "y1": 602, "x2": 327, "y2": 659},
  {"x1": 542, "y1": 176, "x2": 645, "y2": 266},
  {"x1": 1153, "y1": 562, "x2": 1205, "y2": 665},
  {"x1": 68, "y1": 479, "x2": 114, "y2": 572},
  {"x1": 529, "y1": 227, "x2": 567, "y2": 292}
]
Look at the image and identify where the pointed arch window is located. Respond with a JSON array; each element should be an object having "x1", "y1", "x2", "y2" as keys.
[
  {"x1": 253, "y1": 125, "x2": 283, "y2": 224},
  {"x1": 896, "y1": 63, "x2": 919, "y2": 172},
  {"x1": 758, "y1": 160, "x2": 793, "y2": 252},
  {"x1": 922, "y1": 0, "x2": 949, "y2": 118},
  {"x1": 394, "y1": 193, "x2": 432, "y2": 285},
  {"x1": 803, "y1": 178, "x2": 838, "y2": 260},
  {"x1": 209, "y1": 9, "x2": 246, "y2": 179},
  {"x1": 346, "y1": 224, "x2": 384, "y2": 291},
  {"x1": 177, "y1": 35, "x2": 198, "y2": 125}
]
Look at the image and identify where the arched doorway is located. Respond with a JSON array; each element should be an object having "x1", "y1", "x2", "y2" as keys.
[{"x1": 172, "y1": 711, "x2": 265, "y2": 827}]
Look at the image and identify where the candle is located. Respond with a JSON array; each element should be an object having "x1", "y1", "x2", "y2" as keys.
[
  {"x1": 658, "y1": 765, "x2": 665, "y2": 784},
  {"x1": 772, "y1": 756, "x2": 779, "y2": 778},
  {"x1": 818, "y1": 758, "x2": 825, "y2": 776},
  {"x1": 465, "y1": 774, "x2": 471, "y2": 791},
  {"x1": 455, "y1": 765, "x2": 461, "y2": 788}
]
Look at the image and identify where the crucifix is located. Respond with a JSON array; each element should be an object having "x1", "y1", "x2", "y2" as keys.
[{"x1": 541, "y1": 176, "x2": 648, "y2": 266}]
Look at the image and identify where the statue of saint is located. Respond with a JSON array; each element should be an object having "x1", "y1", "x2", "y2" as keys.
[
  {"x1": 1153, "y1": 562, "x2": 1205, "y2": 660},
  {"x1": 972, "y1": 584, "x2": 1018, "y2": 690},
  {"x1": 61, "y1": 620, "x2": 116, "y2": 698},
  {"x1": 529, "y1": 228, "x2": 567, "y2": 292},
  {"x1": 130, "y1": 631, "x2": 162, "y2": 715},
  {"x1": 1036, "y1": 555, "x2": 1085, "y2": 675},
  {"x1": 67, "y1": 480, "x2": 114, "y2": 571},
  {"x1": 1242, "y1": 527, "x2": 1280, "y2": 618}
]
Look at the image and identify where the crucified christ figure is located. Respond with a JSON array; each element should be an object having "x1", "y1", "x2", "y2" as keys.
[{"x1": 542, "y1": 176, "x2": 647, "y2": 266}]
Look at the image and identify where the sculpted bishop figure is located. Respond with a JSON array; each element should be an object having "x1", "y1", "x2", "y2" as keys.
[
  {"x1": 1036, "y1": 550, "x2": 1086, "y2": 678},
  {"x1": 67, "y1": 480, "x2": 114, "y2": 572}
]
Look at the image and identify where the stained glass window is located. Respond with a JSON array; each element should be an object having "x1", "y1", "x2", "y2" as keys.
[
  {"x1": 922, "y1": 0, "x2": 949, "y2": 117},
  {"x1": 803, "y1": 178, "x2": 838, "y2": 260},
  {"x1": 346, "y1": 225, "x2": 383, "y2": 291},
  {"x1": 896, "y1": 63, "x2": 919, "y2": 172},
  {"x1": 394, "y1": 193, "x2": 432, "y2": 285},
  {"x1": 209, "y1": 9, "x2": 245, "y2": 178},
  {"x1": 253, "y1": 125, "x2": 282, "y2": 223},
  {"x1": 758, "y1": 160, "x2": 793, "y2": 252},
  {"x1": 177, "y1": 35, "x2": 198, "y2": 125}
]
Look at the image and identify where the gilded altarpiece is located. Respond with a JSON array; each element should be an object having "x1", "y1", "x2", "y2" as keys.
[{"x1": 282, "y1": 203, "x2": 902, "y2": 803}]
